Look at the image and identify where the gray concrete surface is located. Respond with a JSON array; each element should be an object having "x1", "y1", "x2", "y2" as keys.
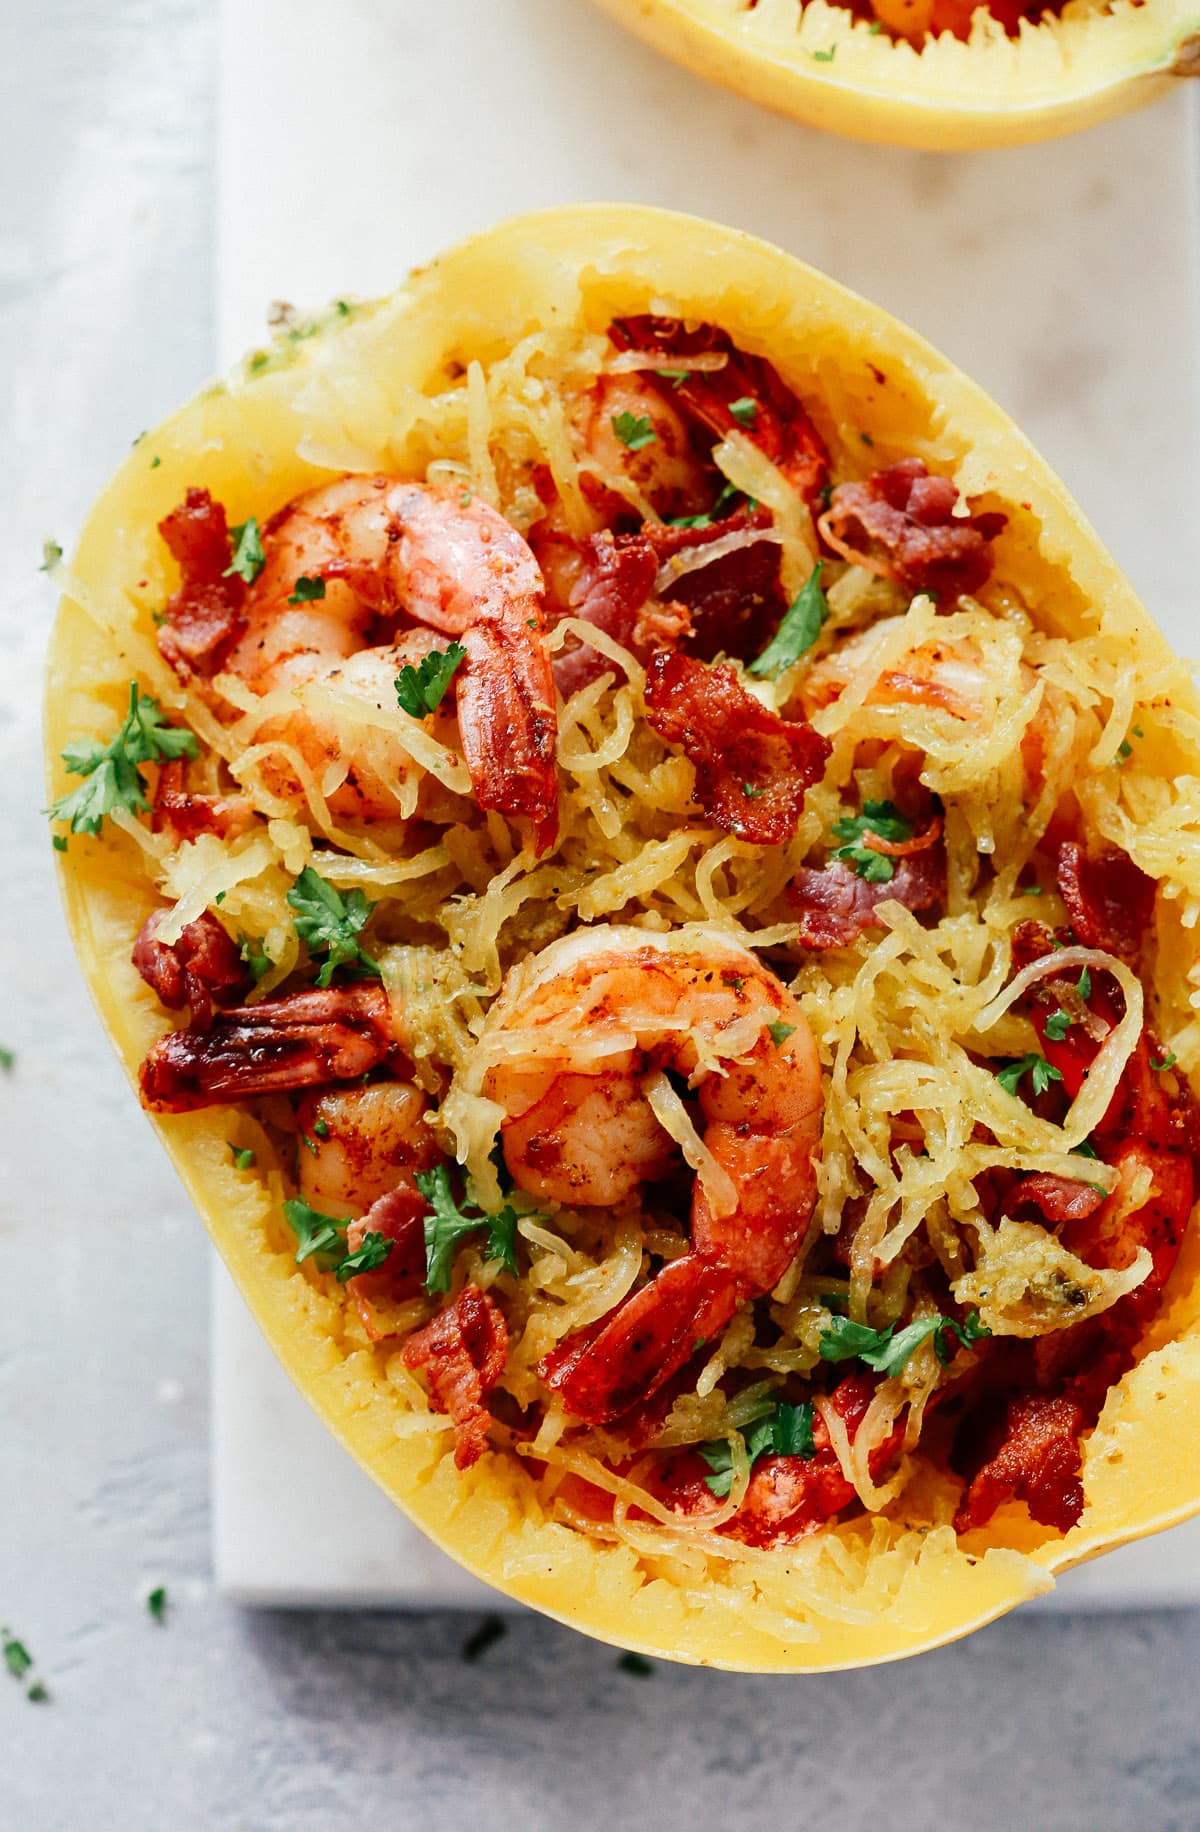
[{"x1": 2, "y1": 4, "x2": 1198, "y2": 1828}]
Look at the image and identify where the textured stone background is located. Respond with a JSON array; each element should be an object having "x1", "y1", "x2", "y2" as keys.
[{"x1": 2, "y1": 4, "x2": 1198, "y2": 1827}]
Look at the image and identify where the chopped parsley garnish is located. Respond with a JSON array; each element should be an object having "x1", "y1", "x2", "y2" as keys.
[
  {"x1": 3, "y1": 1634, "x2": 33, "y2": 1680},
  {"x1": 1152, "y1": 1052, "x2": 1178, "y2": 1073},
  {"x1": 1021, "y1": 882, "x2": 1044, "y2": 896},
  {"x1": 741, "y1": 781, "x2": 767, "y2": 799},
  {"x1": 238, "y1": 933, "x2": 273, "y2": 983},
  {"x1": 52, "y1": 834, "x2": 68, "y2": 852},
  {"x1": 728, "y1": 396, "x2": 758, "y2": 427},
  {"x1": 312, "y1": 1119, "x2": 330, "y2": 1140},
  {"x1": 0, "y1": 1047, "x2": 13, "y2": 1072},
  {"x1": 818, "y1": 1309, "x2": 990, "y2": 1378},
  {"x1": 40, "y1": 540, "x2": 63, "y2": 572},
  {"x1": 286, "y1": 867, "x2": 380, "y2": 986},
  {"x1": 829, "y1": 799, "x2": 913, "y2": 884},
  {"x1": 664, "y1": 479, "x2": 749, "y2": 531},
  {"x1": 415, "y1": 1163, "x2": 526, "y2": 1293},
  {"x1": 699, "y1": 1399, "x2": 816, "y2": 1497},
  {"x1": 287, "y1": 574, "x2": 326, "y2": 605},
  {"x1": 996, "y1": 1053, "x2": 1063, "y2": 1099},
  {"x1": 655, "y1": 367, "x2": 689, "y2": 385},
  {"x1": 618, "y1": 1652, "x2": 655, "y2": 1677},
  {"x1": 299, "y1": 1130, "x2": 318, "y2": 1156},
  {"x1": 767, "y1": 1021, "x2": 796, "y2": 1048},
  {"x1": 146, "y1": 1586, "x2": 167, "y2": 1623},
  {"x1": 394, "y1": 642, "x2": 466, "y2": 718},
  {"x1": 812, "y1": 44, "x2": 837, "y2": 60},
  {"x1": 230, "y1": 1145, "x2": 256, "y2": 1170},
  {"x1": 1077, "y1": 967, "x2": 1092, "y2": 1000},
  {"x1": 224, "y1": 516, "x2": 265, "y2": 585},
  {"x1": 150, "y1": 455, "x2": 161, "y2": 468},
  {"x1": 749, "y1": 563, "x2": 830, "y2": 678},
  {"x1": 1044, "y1": 1009, "x2": 1073, "y2": 1042},
  {"x1": 611, "y1": 410, "x2": 657, "y2": 452},
  {"x1": 281, "y1": 1198, "x2": 348, "y2": 1266},
  {"x1": 335, "y1": 1230, "x2": 394, "y2": 1282},
  {"x1": 48, "y1": 682, "x2": 199, "y2": 837},
  {"x1": 26, "y1": 1682, "x2": 49, "y2": 1703}
]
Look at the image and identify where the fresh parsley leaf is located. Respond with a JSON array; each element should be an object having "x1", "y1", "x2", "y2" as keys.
[
  {"x1": 394, "y1": 642, "x2": 466, "y2": 718},
  {"x1": 749, "y1": 563, "x2": 830, "y2": 678},
  {"x1": 146, "y1": 1586, "x2": 167, "y2": 1623},
  {"x1": 617, "y1": 1651, "x2": 655, "y2": 1677},
  {"x1": 286, "y1": 867, "x2": 381, "y2": 987},
  {"x1": 767, "y1": 1021, "x2": 796, "y2": 1048},
  {"x1": 230, "y1": 1145, "x2": 256, "y2": 1170},
  {"x1": 1077, "y1": 967, "x2": 1092, "y2": 1000},
  {"x1": 1114, "y1": 739, "x2": 1133, "y2": 764},
  {"x1": 728, "y1": 396, "x2": 758, "y2": 427},
  {"x1": 819, "y1": 1310, "x2": 989, "y2": 1377},
  {"x1": 3, "y1": 1634, "x2": 33, "y2": 1680},
  {"x1": 287, "y1": 574, "x2": 326, "y2": 605},
  {"x1": 0, "y1": 1048, "x2": 13, "y2": 1072},
  {"x1": 237, "y1": 933, "x2": 273, "y2": 983},
  {"x1": 611, "y1": 410, "x2": 657, "y2": 452},
  {"x1": 335, "y1": 1230, "x2": 394, "y2": 1282},
  {"x1": 697, "y1": 1439, "x2": 737, "y2": 1498},
  {"x1": 741, "y1": 781, "x2": 767, "y2": 799},
  {"x1": 828, "y1": 798, "x2": 913, "y2": 883},
  {"x1": 52, "y1": 834, "x2": 68, "y2": 852},
  {"x1": 40, "y1": 539, "x2": 63, "y2": 572},
  {"x1": 224, "y1": 517, "x2": 265, "y2": 584},
  {"x1": 1152, "y1": 1052, "x2": 1178, "y2": 1072},
  {"x1": 282, "y1": 1198, "x2": 348, "y2": 1266},
  {"x1": 48, "y1": 683, "x2": 199, "y2": 836},
  {"x1": 299, "y1": 1131, "x2": 318, "y2": 1156},
  {"x1": 26, "y1": 1682, "x2": 49, "y2": 1703},
  {"x1": 1021, "y1": 882, "x2": 1044, "y2": 896},
  {"x1": 312, "y1": 1119, "x2": 330, "y2": 1140},
  {"x1": 996, "y1": 1053, "x2": 1063, "y2": 1099},
  {"x1": 1044, "y1": 1010, "x2": 1072, "y2": 1042},
  {"x1": 772, "y1": 1400, "x2": 816, "y2": 1459},
  {"x1": 654, "y1": 368, "x2": 689, "y2": 385},
  {"x1": 1074, "y1": 1139, "x2": 1101, "y2": 1160},
  {"x1": 149, "y1": 455, "x2": 161, "y2": 469},
  {"x1": 698, "y1": 1398, "x2": 817, "y2": 1497},
  {"x1": 812, "y1": 44, "x2": 837, "y2": 59},
  {"x1": 415, "y1": 1164, "x2": 528, "y2": 1292}
]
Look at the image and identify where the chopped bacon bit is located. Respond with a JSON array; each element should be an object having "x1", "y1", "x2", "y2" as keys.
[
  {"x1": 954, "y1": 1393, "x2": 1086, "y2": 1534},
  {"x1": 643, "y1": 511, "x2": 787, "y2": 663},
  {"x1": 644, "y1": 650, "x2": 830, "y2": 845},
  {"x1": 1010, "y1": 917, "x2": 1057, "y2": 972},
  {"x1": 610, "y1": 317, "x2": 830, "y2": 503},
  {"x1": 402, "y1": 1284, "x2": 509, "y2": 1469},
  {"x1": 819, "y1": 457, "x2": 1006, "y2": 601},
  {"x1": 152, "y1": 759, "x2": 256, "y2": 846},
  {"x1": 1056, "y1": 841, "x2": 1156, "y2": 966},
  {"x1": 788, "y1": 846, "x2": 946, "y2": 949},
  {"x1": 1001, "y1": 1174, "x2": 1107, "y2": 1228},
  {"x1": 156, "y1": 487, "x2": 247, "y2": 678},
  {"x1": 139, "y1": 984, "x2": 395, "y2": 1112},
  {"x1": 546, "y1": 530, "x2": 659, "y2": 697},
  {"x1": 132, "y1": 908, "x2": 247, "y2": 1026},
  {"x1": 344, "y1": 1177, "x2": 430, "y2": 1341}
]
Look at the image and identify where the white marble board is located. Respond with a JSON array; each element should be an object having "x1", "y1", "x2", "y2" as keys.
[{"x1": 214, "y1": 0, "x2": 1200, "y2": 1610}]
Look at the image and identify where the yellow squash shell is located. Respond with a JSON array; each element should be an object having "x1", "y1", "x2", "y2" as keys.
[
  {"x1": 47, "y1": 207, "x2": 1200, "y2": 1670},
  {"x1": 592, "y1": 0, "x2": 1199, "y2": 148}
]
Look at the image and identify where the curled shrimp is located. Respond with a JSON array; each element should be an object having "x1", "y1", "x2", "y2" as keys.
[
  {"x1": 295, "y1": 1081, "x2": 439, "y2": 1216},
  {"x1": 471, "y1": 923, "x2": 823, "y2": 1423},
  {"x1": 204, "y1": 475, "x2": 559, "y2": 846}
]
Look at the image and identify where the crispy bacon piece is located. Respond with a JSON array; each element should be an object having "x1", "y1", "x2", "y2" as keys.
[
  {"x1": 402, "y1": 1284, "x2": 509, "y2": 1469},
  {"x1": 132, "y1": 908, "x2": 248, "y2": 1026},
  {"x1": 788, "y1": 844, "x2": 946, "y2": 949},
  {"x1": 1056, "y1": 841, "x2": 1156, "y2": 966},
  {"x1": 543, "y1": 530, "x2": 660, "y2": 696},
  {"x1": 819, "y1": 457, "x2": 1006, "y2": 601},
  {"x1": 610, "y1": 317, "x2": 830, "y2": 503},
  {"x1": 139, "y1": 984, "x2": 395, "y2": 1112},
  {"x1": 151, "y1": 759, "x2": 255, "y2": 846},
  {"x1": 156, "y1": 487, "x2": 247, "y2": 678},
  {"x1": 954, "y1": 1394, "x2": 1086, "y2": 1534},
  {"x1": 1001, "y1": 1174, "x2": 1108, "y2": 1229},
  {"x1": 644, "y1": 650, "x2": 830, "y2": 844},
  {"x1": 343, "y1": 1177, "x2": 429, "y2": 1342},
  {"x1": 643, "y1": 512, "x2": 787, "y2": 663}
]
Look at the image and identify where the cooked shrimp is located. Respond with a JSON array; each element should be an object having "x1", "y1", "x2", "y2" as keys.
[
  {"x1": 219, "y1": 475, "x2": 558, "y2": 845},
  {"x1": 570, "y1": 373, "x2": 705, "y2": 521},
  {"x1": 802, "y1": 618, "x2": 991, "y2": 720},
  {"x1": 296, "y1": 1080, "x2": 438, "y2": 1217},
  {"x1": 472, "y1": 923, "x2": 823, "y2": 1422}
]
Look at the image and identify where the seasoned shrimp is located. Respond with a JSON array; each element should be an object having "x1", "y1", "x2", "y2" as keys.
[
  {"x1": 569, "y1": 373, "x2": 706, "y2": 520},
  {"x1": 296, "y1": 1080, "x2": 438, "y2": 1217},
  {"x1": 216, "y1": 475, "x2": 558, "y2": 845},
  {"x1": 472, "y1": 924, "x2": 823, "y2": 1422},
  {"x1": 802, "y1": 618, "x2": 993, "y2": 720}
]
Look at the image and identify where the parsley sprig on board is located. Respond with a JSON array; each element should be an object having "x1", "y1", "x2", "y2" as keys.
[{"x1": 47, "y1": 683, "x2": 199, "y2": 837}]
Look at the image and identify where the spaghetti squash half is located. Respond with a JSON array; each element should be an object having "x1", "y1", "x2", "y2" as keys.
[
  {"x1": 592, "y1": 0, "x2": 1199, "y2": 149},
  {"x1": 47, "y1": 207, "x2": 1200, "y2": 1671}
]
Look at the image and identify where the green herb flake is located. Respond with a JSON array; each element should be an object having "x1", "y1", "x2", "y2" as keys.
[
  {"x1": 416, "y1": 1163, "x2": 529, "y2": 1293},
  {"x1": 48, "y1": 682, "x2": 199, "y2": 837},
  {"x1": 287, "y1": 574, "x2": 326, "y2": 605},
  {"x1": 223, "y1": 517, "x2": 265, "y2": 585},
  {"x1": 767, "y1": 1021, "x2": 796, "y2": 1048},
  {"x1": 812, "y1": 44, "x2": 837, "y2": 59},
  {"x1": 52, "y1": 834, "x2": 68, "y2": 853},
  {"x1": 336, "y1": 1230, "x2": 394, "y2": 1283},
  {"x1": 1021, "y1": 882, "x2": 1043, "y2": 896},
  {"x1": 286, "y1": 867, "x2": 381, "y2": 987},
  {"x1": 996, "y1": 1053, "x2": 1063, "y2": 1099},
  {"x1": 1152, "y1": 1052, "x2": 1178, "y2": 1073},
  {"x1": 828, "y1": 798, "x2": 913, "y2": 884},
  {"x1": 394, "y1": 643, "x2": 466, "y2": 718},
  {"x1": 299, "y1": 1131, "x2": 318, "y2": 1157},
  {"x1": 1077, "y1": 967, "x2": 1092, "y2": 1000},
  {"x1": 819, "y1": 1309, "x2": 990, "y2": 1378},
  {"x1": 728, "y1": 396, "x2": 758, "y2": 427},
  {"x1": 312, "y1": 1119, "x2": 330, "y2": 1140},
  {"x1": 40, "y1": 540, "x2": 63, "y2": 572},
  {"x1": 281, "y1": 1198, "x2": 349, "y2": 1267},
  {"x1": 699, "y1": 1398, "x2": 817, "y2": 1498},
  {"x1": 3, "y1": 1634, "x2": 33, "y2": 1680},
  {"x1": 238, "y1": 933, "x2": 273, "y2": 983},
  {"x1": 618, "y1": 1651, "x2": 655, "y2": 1677},
  {"x1": 749, "y1": 563, "x2": 830, "y2": 678},
  {"x1": 150, "y1": 455, "x2": 162, "y2": 469},
  {"x1": 230, "y1": 1145, "x2": 256, "y2": 1171},
  {"x1": 0, "y1": 1047, "x2": 14, "y2": 1072},
  {"x1": 26, "y1": 1682, "x2": 50, "y2": 1703},
  {"x1": 146, "y1": 1586, "x2": 167, "y2": 1623},
  {"x1": 1044, "y1": 1010, "x2": 1073, "y2": 1042},
  {"x1": 741, "y1": 781, "x2": 767, "y2": 799},
  {"x1": 611, "y1": 410, "x2": 657, "y2": 452}
]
